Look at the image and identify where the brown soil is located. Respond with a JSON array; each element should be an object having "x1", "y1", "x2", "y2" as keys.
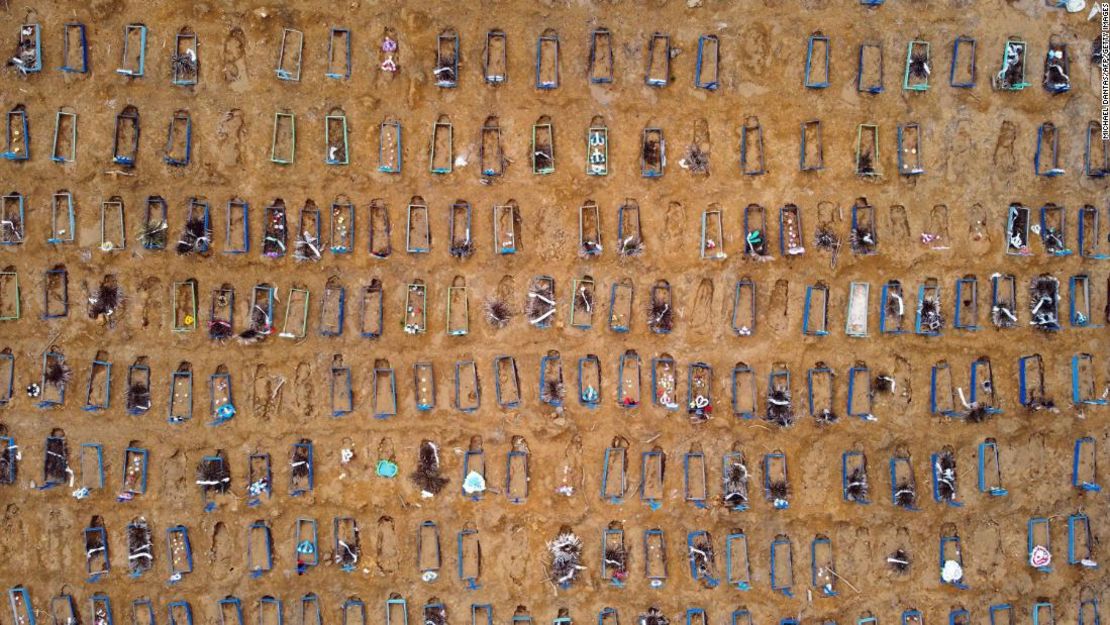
[{"x1": 0, "y1": 0, "x2": 1107, "y2": 623}]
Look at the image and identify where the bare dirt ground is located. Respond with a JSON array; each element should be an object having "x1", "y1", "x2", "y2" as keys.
[{"x1": 0, "y1": 0, "x2": 1106, "y2": 624}]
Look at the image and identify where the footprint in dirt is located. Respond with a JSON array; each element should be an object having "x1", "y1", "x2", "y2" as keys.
[
  {"x1": 816, "y1": 200, "x2": 840, "y2": 226},
  {"x1": 836, "y1": 523, "x2": 871, "y2": 583},
  {"x1": 994, "y1": 522, "x2": 1035, "y2": 594},
  {"x1": 163, "y1": 450, "x2": 188, "y2": 510},
  {"x1": 222, "y1": 27, "x2": 248, "y2": 87},
  {"x1": 216, "y1": 109, "x2": 245, "y2": 171},
  {"x1": 534, "y1": 206, "x2": 567, "y2": 262},
  {"x1": 90, "y1": 0, "x2": 124, "y2": 20},
  {"x1": 944, "y1": 120, "x2": 976, "y2": 184},
  {"x1": 506, "y1": 524, "x2": 531, "y2": 586},
  {"x1": 208, "y1": 521, "x2": 234, "y2": 578},
  {"x1": 927, "y1": 204, "x2": 950, "y2": 247},
  {"x1": 2, "y1": 505, "x2": 27, "y2": 569},
  {"x1": 767, "y1": 279, "x2": 789, "y2": 333},
  {"x1": 963, "y1": 203, "x2": 990, "y2": 242},
  {"x1": 888, "y1": 205, "x2": 911, "y2": 244},
  {"x1": 1, "y1": 503, "x2": 18, "y2": 526},
  {"x1": 401, "y1": 9, "x2": 432, "y2": 32},
  {"x1": 993, "y1": 121, "x2": 1018, "y2": 174},
  {"x1": 661, "y1": 201, "x2": 686, "y2": 257},
  {"x1": 797, "y1": 440, "x2": 832, "y2": 500},
  {"x1": 966, "y1": 203, "x2": 991, "y2": 252},
  {"x1": 375, "y1": 515, "x2": 399, "y2": 575},
  {"x1": 495, "y1": 275, "x2": 515, "y2": 305},
  {"x1": 294, "y1": 362, "x2": 315, "y2": 420},
  {"x1": 738, "y1": 23, "x2": 775, "y2": 79},
  {"x1": 691, "y1": 278, "x2": 714, "y2": 333},
  {"x1": 45, "y1": 508, "x2": 70, "y2": 570},
  {"x1": 251, "y1": 364, "x2": 273, "y2": 420},
  {"x1": 893, "y1": 355, "x2": 913, "y2": 406},
  {"x1": 138, "y1": 276, "x2": 162, "y2": 331},
  {"x1": 270, "y1": 373, "x2": 286, "y2": 416},
  {"x1": 1018, "y1": 432, "x2": 1049, "y2": 486},
  {"x1": 969, "y1": 521, "x2": 1006, "y2": 585},
  {"x1": 554, "y1": 434, "x2": 583, "y2": 497}
]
